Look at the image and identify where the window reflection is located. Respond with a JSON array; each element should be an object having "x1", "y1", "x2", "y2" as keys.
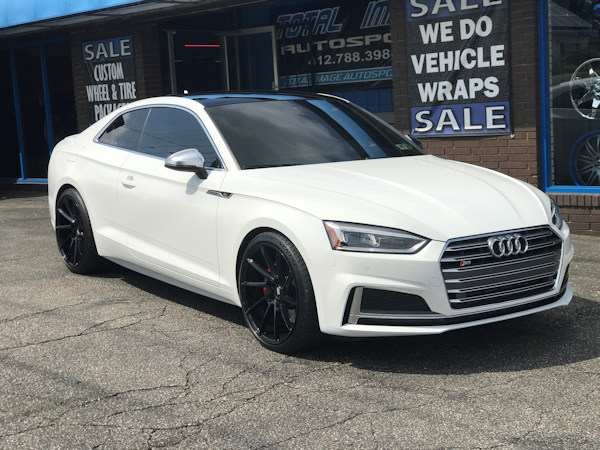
[{"x1": 549, "y1": 1, "x2": 600, "y2": 186}]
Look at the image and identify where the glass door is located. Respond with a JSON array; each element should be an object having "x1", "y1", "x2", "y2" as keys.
[
  {"x1": 224, "y1": 26, "x2": 278, "y2": 91},
  {"x1": 167, "y1": 30, "x2": 224, "y2": 94}
]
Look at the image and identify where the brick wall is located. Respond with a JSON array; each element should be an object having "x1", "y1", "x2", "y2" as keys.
[{"x1": 550, "y1": 194, "x2": 600, "y2": 235}]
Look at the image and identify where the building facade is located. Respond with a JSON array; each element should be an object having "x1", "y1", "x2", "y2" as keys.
[{"x1": 1, "y1": 0, "x2": 599, "y2": 234}]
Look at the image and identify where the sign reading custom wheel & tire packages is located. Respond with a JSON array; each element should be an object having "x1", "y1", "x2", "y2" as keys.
[{"x1": 82, "y1": 36, "x2": 138, "y2": 123}]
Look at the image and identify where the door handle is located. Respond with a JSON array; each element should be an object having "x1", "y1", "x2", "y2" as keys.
[{"x1": 121, "y1": 175, "x2": 137, "y2": 188}]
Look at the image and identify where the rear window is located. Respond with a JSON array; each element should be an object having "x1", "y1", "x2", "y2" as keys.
[{"x1": 98, "y1": 108, "x2": 148, "y2": 150}]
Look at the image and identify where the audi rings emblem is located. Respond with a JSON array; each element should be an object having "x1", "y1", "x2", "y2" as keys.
[{"x1": 487, "y1": 234, "x2": 529, "y2": 258}]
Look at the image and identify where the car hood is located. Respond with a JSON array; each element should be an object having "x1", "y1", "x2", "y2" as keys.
[{"x1": 223, "y1": 155, "x2": 550, "y2": 241}]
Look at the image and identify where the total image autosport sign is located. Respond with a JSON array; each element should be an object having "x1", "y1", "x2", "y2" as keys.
[
  {"x1": 405, "y1": 0, "x2": 511, "y2": 136},
  {"x1": 275, "y1": 0, "x2": 391, "y2": 90}
]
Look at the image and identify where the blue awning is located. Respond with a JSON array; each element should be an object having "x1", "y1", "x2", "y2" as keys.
[{"x1": 0, "y1": 0, "x2": 145, "y2": 29}]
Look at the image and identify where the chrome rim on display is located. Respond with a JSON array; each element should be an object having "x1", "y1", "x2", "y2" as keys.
[
  {"x1": 570, "y1": 58, "x2": 600, "y2": 120},
  {"x1": 570, "y1": 131, "x2": 600, "y2": 186}
]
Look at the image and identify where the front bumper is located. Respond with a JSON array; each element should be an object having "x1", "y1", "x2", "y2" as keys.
[{"x1": 309, "y1": 226, "x2": 574, "y2": 337}]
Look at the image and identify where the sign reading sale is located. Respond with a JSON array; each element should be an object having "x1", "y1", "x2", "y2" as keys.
[{"x1": 405, "y1": 0, "x2": 511, "y2": 136}]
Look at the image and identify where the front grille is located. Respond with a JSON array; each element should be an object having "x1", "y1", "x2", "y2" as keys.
[{"x1": 441, "y1": 226, "x2": 563, "y2": 309}]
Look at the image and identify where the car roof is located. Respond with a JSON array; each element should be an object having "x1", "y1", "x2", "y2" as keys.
[{"x1": 185, "y1": 91, "x2": 341, "y2": 107}]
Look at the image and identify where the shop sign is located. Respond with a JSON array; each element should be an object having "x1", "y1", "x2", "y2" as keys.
[
  {"x1": 405, "y1": 0, "x2": 511, "y2": 135},
  {"x1": 275, "y1": 0, "x2": 391, "y2": 89},
  {"x1": 82, "y1": 36, "x2": 138, "y2": 123}
]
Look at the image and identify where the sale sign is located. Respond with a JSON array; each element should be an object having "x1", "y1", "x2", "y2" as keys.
[{"x1": 405, "y1": 0, "x2": 511, "y2": 135}]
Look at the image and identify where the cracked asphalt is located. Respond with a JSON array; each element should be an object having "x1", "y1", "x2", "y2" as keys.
[{"x1": 1, "y1": 191, "x2": 599, "y2": 449}]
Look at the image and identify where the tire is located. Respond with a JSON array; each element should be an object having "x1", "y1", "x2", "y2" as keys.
[
  {"x1": 238, "y1": 232, "x2": 323, "y2": 353},
  {"x1": 569, "y1": 131, "x2": 600, "y2": 186},
  {"x1": 55, "y1": 188, "x2": 103, "y2": 274}
]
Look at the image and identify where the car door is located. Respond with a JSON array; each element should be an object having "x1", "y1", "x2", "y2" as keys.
[
  {"x1": 116, "y1": 106, "x2": 226, "y2": 286},
  {"x1": 84, "y1": 107, "x2": 149, "y2": 251}
]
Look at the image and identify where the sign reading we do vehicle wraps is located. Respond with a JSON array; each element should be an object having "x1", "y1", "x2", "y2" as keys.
[
  {"x1": 406, "y1": 0, "x2": 511, "y2": 136},
  {"x1": 275, "y1": 0, "x2": 391, "y2": 89},
  {"x1": 82, "y1": 36, "x2": 138, "y2": 123}
]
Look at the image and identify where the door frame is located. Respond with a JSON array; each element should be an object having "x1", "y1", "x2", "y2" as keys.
[
  {"x1": 221, "y1": 26, "x2": 279, "y2": 91},
  {"x1": 166, "y1": 26, "x2": 279, "y2": 93}
]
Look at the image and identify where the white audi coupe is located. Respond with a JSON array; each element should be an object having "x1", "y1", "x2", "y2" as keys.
[{"x1": 48, "y1": 93, "x2": 574, "y2": 352}]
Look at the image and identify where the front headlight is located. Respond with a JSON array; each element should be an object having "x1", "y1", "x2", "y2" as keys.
[
  {"x1": 323, "y1": 221, "x2": 429, "y2": 254},
  {"x1": 550, "y1": 198, "x2": 563, "y2": 229}
]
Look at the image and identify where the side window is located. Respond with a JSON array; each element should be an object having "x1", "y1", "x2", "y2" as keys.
[
  {"x1": 139, "y1": 107, "x2": 222, "y2": 167},
  {"x1": 98, "y1": 108, "x2": 149, "y2": 150}
]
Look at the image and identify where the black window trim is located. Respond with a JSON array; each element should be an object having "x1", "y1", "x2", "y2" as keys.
[{"x1": 94, "y1": 103, "x2": 227, "y2": 171}]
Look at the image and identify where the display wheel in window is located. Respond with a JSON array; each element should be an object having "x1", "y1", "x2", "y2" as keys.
[
  {"x1": 570, "y1": 58, "x2": 600, "y2": 120},
  {"x1": 569, "y1": 130, "x2": 600, "y2": 186}
]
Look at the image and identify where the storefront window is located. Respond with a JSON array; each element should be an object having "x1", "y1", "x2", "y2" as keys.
[
  {"x1": 0, "y1": 50, "x2": 21, "y2": 179},
  {"x1": 0, "y1": 39, "x2": 76, "y2": 181},
  {"x1": 547, "y1": 0, "x2": 600, "y2": 187}
]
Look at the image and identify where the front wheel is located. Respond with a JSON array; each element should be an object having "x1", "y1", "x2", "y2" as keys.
[
  {"x1": 238, "y1": 232, "x2": 322, "y2": 353},
  {"x1": 55, "y1": 188, "x2": 103, "y2": 274}
]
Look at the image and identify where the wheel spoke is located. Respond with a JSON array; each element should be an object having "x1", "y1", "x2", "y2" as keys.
[
  {"x1": 73, "y1": 239, "x2": 79, "y2": 265},
  {"x1": 279, "y1": 305, "x2": 294, "y2": 331},
  {"x1": 247, "y1": 258, "x2": 275, "y2": 282},
  {"x1": 594, "y1": 136, "x2": 600, "y2": 156},
  {"x1": 580, "y1": 166, "x2": 594, "y2": 175},
  {"x1": 584, "y1": 142, "x2": 597, "y2": 156},
  {"x1": 56, "y1": 224, "x2": 73, "y2": 230},
  {"x1": 273, "y1": 304, "x2": 278, "y2": 341},
  {"x1": 59, "y1": 230, "x2": 76, "y2": 249},
  {"x1": 67, "y1": 238, "x2": 76, "y2": 260},
  {"x1": 64, "y1": 199, "x2": 77, "y2": 221},
  {"x1": 241, "y1": 280, "x2": 268, "y2": 288},
  {"x1": 257, "y1": 303, "x2": 272, "y2": 334},
  {"x1": 577, "y1": 91, "x2": 593, "y2": 105},
  {"x1": 275, "y1": 250, "x2": 283, "y2": 276},
  {"x1": 260, "y1": 245, "x2": 275, "y2": 274},
  {"x1": 244, "y1": 294, "x2": 269, "y2": 314},
  {"x1": 57, "y1": 207, "x2": 75, "y2": 224},
  {"x1": 284, "y1": 274, "x2": 294, "y2": 289}
]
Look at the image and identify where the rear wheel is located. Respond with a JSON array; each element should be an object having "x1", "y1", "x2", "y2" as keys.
[
  {"x1": 55, "y1": 188, "x2": 103, "y2": 274},
  {"x1": 238, "y1": 232, "x2": 322, "y2": 353}
]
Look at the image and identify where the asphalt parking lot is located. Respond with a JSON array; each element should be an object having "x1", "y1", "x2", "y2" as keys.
[{"x1": 1, "y1": 191, "x2": 599, "y2": 449}]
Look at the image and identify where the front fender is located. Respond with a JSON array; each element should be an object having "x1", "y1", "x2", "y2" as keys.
[{"x1": 215, "y1": 193, "x2": 335, "y2": 308}]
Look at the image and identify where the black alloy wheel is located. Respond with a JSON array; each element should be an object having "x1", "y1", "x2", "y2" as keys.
[
  {"x1": 238, "y1": 232, "x2": 322, "y2": 353},
  {"x1": 55, "y1": 188, "x2": 103, "y2": 274}
]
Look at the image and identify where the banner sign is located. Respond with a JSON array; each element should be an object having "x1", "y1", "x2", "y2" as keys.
[
  {"x1": 405, "y1": 0, "x2": 511, "y2": 136},
  {"x1": 82, "y1": 36, "x2": 138, "y2": 123},
  {"x1": 275, "y1": 0, "x2": 392, "y2": 90}
]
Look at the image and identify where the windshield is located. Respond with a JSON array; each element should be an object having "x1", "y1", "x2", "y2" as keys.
[{"x1": 204, "y1": 98, "x2": 424, "y2": 169}]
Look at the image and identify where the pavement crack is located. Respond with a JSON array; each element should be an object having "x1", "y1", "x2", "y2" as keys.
[
  {"x1": 0, "y1": 299, "x2": 87, "y2": 324},
  {"x1": 0, "y1": 306, "x2": 168, "y2": 352}
]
